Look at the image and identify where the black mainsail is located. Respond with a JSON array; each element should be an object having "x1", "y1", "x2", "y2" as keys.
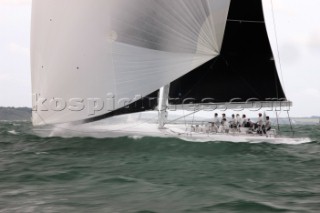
[{"x1": 169, "y1": 0, "x2": 286, "y2": 105}]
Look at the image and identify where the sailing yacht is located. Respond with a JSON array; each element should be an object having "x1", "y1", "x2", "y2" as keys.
[{"x1": 30, "y1": 0, "x2": 309, "y2": 143}]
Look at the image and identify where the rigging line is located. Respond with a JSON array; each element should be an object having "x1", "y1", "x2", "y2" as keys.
[
  {"x1": 182, "y1": 109, "x2": 188, "y2": 132},
  {"x1": 166, "y1": 108, "x2": 202, "y2": 125},
  {"x1": 270, "y1": 0, "x2": 287, "y2": 94},
  {"x1": 275, "y1": 111, "x2": 280, "y2": 132},
  {"x1": 287, "y1": 111, "x2": 295, "y2": 137},
  {"x1": 274, "y1": 65, "x2": 279, "y2": 99},
  {"x1": 192, "y1": 108, "x2": 196, "y2": 136}
]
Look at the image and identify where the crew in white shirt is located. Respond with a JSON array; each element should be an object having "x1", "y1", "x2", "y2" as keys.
[
  {"x1": 236, "y1": 114, "x2": 241, "y2": 128},
  {"x1": 256, "y1": 113, "x2": 263, "y2": 134},
  {"x1": 213, "y1": 113, "x2": 220, "y2": 126},
  {"x1": 219, "y1": 118, "x2": 229, "y2": 133},
  {"x1": 212, "y1": 113, "x2": 220, "y2": 132}
]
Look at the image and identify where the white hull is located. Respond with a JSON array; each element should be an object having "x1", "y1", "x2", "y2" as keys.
[{"x1": 33, "y1": 112, "x2": 311, "y2": 145}]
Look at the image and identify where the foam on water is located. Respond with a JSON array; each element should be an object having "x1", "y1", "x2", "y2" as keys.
[
  {"x1": 1, "y1": 121, "x2": 320, "y2": 213},
  {"x1": 34, "y1": 115, "x2": 313, "y2": 145},
  {"x1": 8, "y1": 130, "x2": 19, "y2": 135}
]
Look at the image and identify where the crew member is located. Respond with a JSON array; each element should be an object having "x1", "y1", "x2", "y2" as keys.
[
  {"x1": 213, "y1": 113, "x2": 220, "y2": 126},
  {"x1": 230, "y1": 114, "x2": 237, "y2": 129},
  {"x1": 263, "y1": 116, "x2": 272, "y2": 134},
  {"x1": 212, "y1": 113, "x2": 220, "y2": 132},
  {"x1": 256, "y1": 113, "x2": 263, "y2": 134},
  {"x1": 236, "y1": 114, "x2": 241, "y2": 128},
  {"x1": 219, "y1": 118, "x2": 229, "y2": 133},
  {"x1": 242, "y1": 114, "x2": 249, "y2": 127}
]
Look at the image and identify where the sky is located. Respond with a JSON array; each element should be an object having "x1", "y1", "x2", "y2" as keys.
[{"x1": 0, "y1": 0, "x2": 319, "y2": 117}]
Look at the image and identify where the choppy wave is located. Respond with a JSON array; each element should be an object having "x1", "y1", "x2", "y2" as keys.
[
  {"x1": 0, "y1": 122, "x2": 319, "y2": 213},
  {"x1": 7, "y1": 129, "x2": 19, "y2": 135}
]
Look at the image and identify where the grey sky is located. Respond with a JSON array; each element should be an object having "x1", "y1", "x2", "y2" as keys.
[{"x1": 0, "y1": 0, "x2": 319, "y2": 117}]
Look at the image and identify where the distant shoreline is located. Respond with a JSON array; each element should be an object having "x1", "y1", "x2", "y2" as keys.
[
  {"x1": 0, "y1": 107, "x2": 319, "y2": 124},
  {"x1": 0, "y1": 107, "x2": 32, "y2": 121}
]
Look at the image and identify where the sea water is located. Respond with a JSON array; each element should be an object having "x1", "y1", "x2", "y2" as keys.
[{"x1": 0, "y1": 121, "x2": 319, "y2": 213}]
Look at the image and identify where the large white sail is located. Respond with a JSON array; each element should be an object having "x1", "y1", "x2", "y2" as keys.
[{"x1": 31, "y1": 0, "x2": 230, "y2": 126}]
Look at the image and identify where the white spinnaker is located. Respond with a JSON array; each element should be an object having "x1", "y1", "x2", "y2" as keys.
[{"x1": 31, "y1": 0, "x2": 230, "y2": 126}]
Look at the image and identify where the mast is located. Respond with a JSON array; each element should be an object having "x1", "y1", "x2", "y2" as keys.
[{"x1": 157, "y1": 85, "x2": 170, "y2": 129}]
